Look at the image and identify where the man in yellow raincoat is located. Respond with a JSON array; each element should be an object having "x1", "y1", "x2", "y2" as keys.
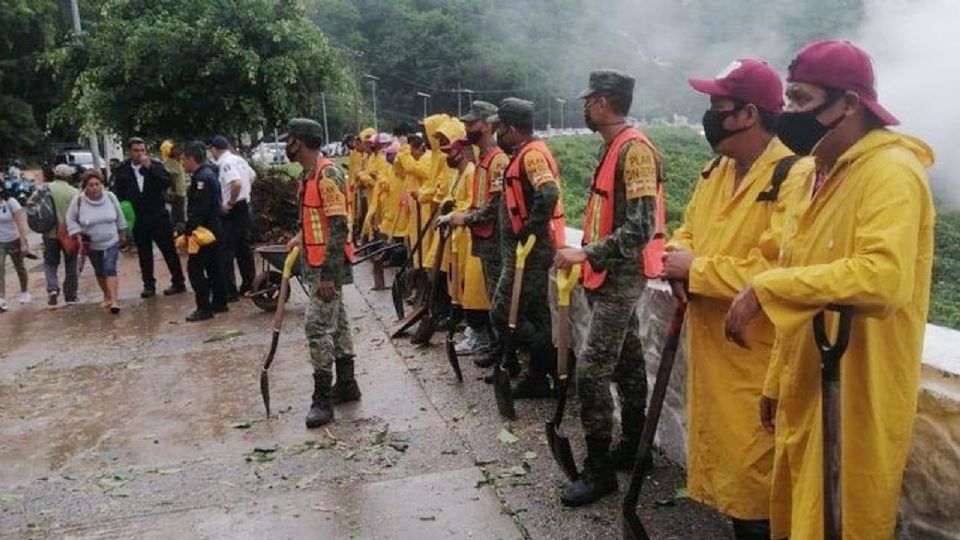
[
  {"x1": 352, "y1": 128, "x2": 376, "y2": 243},
  {"x1": 662, "y1": 59, "x2": 812, "y2": 539},
  {"x1": 725, "y1": 40, "x2": 935, "y2": 540},
  {"x1": 442, "y1": 101, "x2": 504, "y2": 359},
  {"x1": 395, "y1": 132, "x2": 430, "y2": 270},
  {"x1": 418, "y1": 114, "x2": 451, "y2": 273}
]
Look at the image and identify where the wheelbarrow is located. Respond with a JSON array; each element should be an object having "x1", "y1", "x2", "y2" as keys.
[{"x1": 249, "y1": 245, "x2": 307, "y2": 312}]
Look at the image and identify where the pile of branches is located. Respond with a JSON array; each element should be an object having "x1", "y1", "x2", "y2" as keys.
[{"x1": 251, "y1": 167, "x2": 299, "y2": 245}]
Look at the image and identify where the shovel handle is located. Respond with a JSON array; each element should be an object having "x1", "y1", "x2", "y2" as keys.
[
  {"x1": 515, "y1": 235, "x2": 536, "y2": 271},
  {"x1": 556, "y1": 264, "x2": 581, "y2": 308},
  {"x1": 814, "y1": 305, "x2": 853, "y2": 380}
]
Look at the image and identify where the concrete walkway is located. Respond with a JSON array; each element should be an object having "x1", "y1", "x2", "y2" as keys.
[{"x1": 0, "y1": 247, "x2": 728, "y2": 539}]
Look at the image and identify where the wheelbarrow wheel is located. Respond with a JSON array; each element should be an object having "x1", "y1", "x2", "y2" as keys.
[{"x1": 250, "y1": 270, "x2": 284, "y2": 312}]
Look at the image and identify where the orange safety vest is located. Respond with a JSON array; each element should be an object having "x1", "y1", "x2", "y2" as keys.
[
  {"x1": 469, "y1": 147, "x2": 505, "y2": 240},
  {"x1": 503, "y1": 140, "x2": 566, "y2": 248},
  {"x1": 581, "y1": 127, "x2": 666, "y2": 290},
  {"x1": 299, "y1": 156, "x2": 353, "y2": 267}
]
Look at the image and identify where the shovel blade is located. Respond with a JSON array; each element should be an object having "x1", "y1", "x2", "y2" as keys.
[
  {"x1": 259, "y1": 369, "x2": 271, "y2": 418},
  {"x1": 493, "y1": 364, "x2": 516, "y2": 420},
  {"x1": 411, "y1": 313, "x2": 436, "y2": 345},
  {"x1": 446, "y1": 334, "x2": 463, "y2": 382},
  {"x1": 390, "y1": 306, "x2": 425, "y2": 339},
  {"x1": 545, "y1": 422, "x2": 579, "y2": 481},
  {"x1": 391, "y1": 271, "x2": 406, "y2": 320},
  {"x1": 621, "y1": 509, "x2": 649, "y2": 540}
]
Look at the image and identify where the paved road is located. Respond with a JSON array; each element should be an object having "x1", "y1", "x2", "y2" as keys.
[{"x1": 0, "y1": 247, "x2": 728, "y2": 539}]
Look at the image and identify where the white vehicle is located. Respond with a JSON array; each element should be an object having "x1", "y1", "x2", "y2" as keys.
[{"x1": 250, "y1": 142, "x2": 288, "y2": 166}]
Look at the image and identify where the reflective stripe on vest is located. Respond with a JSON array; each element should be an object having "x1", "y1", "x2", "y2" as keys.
[
  {"x1": 469, "y1": 147, "x2": 505, "y2": 240},
  {"x1": 503, "y1": 140, "x2": 566, "y2": 248},
  {"x1": 300, "y1": 156, "x2": 353, "y2": 267},
  {"x1": 581, "y1": 127, "x2": 665, "y2": 290}
]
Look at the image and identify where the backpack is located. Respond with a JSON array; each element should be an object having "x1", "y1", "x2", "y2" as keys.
[{"x1": 26, "y1": 186, "x2": 58, "y2": 234}]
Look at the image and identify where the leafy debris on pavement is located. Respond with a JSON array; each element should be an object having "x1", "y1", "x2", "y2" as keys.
[
  {"x1": 204, "y1": 329, "x2": 244, "y2": 343},
  {"x1": 244, "y1": 446, "x2": 279, "y2": 463},
  {"x1": 497, "y1": 428, "x2": 519, "y2": 445}
]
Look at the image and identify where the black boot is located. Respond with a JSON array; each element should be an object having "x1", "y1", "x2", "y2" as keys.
[
  {"x1": 331, "y1": 356, "x2": 362, "y2": 404},
  {"x1": 305, "y1": 371, "x2": 334, "y2": 429},
  {"x1": 511, "y1": 374, "x2": 552, "y2": 399},
  {"x1": 731, "y1": 518, "x2": 772, "y2": 540},
  {"x1": 560, "y1": 437, "x2": 618, "y2": 507},
  {"x1": 610, "y1": 407, "x2": 651, "y2": 471}
]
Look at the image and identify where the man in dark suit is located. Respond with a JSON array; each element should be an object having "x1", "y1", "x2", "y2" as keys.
[{"x1": 113, "y1": 137, "x2": 186, "y2": 298}]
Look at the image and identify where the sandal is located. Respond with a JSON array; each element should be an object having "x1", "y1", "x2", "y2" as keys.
[{"x1": 110, "y1": 303, "x2": 120, "y2": 315}]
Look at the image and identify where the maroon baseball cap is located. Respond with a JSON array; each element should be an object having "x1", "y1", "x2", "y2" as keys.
[
  {"x1": 688, "y1": 59, "x2": 784, "y2": 114},
  {"x1": 440, "y1": 138, "x2": 470, "y2": 153},
  {"x1": 787, "y1": 39, "x2": 898, "y2": 126}
]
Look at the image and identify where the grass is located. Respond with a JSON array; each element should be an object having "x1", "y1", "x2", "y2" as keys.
[{"x1": 546, "y1": 128, "x2": 960, "y2": 330}]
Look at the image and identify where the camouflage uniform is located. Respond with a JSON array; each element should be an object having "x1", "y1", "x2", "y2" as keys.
[
  {"x1": 578, "y1": 138, "x2": 657, "y2": 438},
  {"x1": 302, "y1": 162, "x2": 355, "y2": 378},
  {"x1": 492, "y1": 140, "x2": 560, "y2": 378}
]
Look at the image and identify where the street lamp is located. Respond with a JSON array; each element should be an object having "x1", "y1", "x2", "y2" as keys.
[
  {"x1": 556, "y1": 98, "x2": 566, "y2": 131},
  {"x1": 363, "y1": 73, "x2": 380, "y2": 131},
  {"x1": 416, "y1": 92, "x2": 431, "y2": 119}
]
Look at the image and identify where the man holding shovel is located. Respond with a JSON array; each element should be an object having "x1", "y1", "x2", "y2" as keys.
[
  {"x1": 490, "y1": 98, "x2": 564, "y2": 399},
  {"x1": 725, "y1": 40, "x2": 935, "y2": 540},
  {"x1": 661, "y1": 59, "x2": 812, "y2": 539},
  {"x1": 282, "y1": 118, "x2": 359, "y2": 429},
  {"x1": 554, "y1": 71, "x2": 659, "y2": 507}
]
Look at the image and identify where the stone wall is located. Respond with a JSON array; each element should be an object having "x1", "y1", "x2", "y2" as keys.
[{"x1": 550, "y1": 227, "x2": 960, "y2": 538}]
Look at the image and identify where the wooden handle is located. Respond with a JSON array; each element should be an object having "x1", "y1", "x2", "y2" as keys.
[
  {"x1": 508, "y1": 267, "x2": 524, "y2": 328},
  {"x1": 556, "y1": 264, "x2": 581, "y2": 308},
  {"x1": 556, "y1": 306, "x2": 570, "y2": 380}
]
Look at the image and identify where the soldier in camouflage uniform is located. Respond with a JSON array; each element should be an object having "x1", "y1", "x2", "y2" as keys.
[
  {"x1": 490, "y1": 98, "x2": 561, "y2": 398},
  {"x1": 554, "y1": 71, "x2": 659, "y2": 506},
  {"x1": 282, "y1": 119, "x2": 358, "y2": 429},
  {"x1": 445, "y1": 101, "x2": 510, "y2": 365}
]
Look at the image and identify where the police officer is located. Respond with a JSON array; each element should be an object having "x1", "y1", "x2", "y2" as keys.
[
  {"x1": 282, "y1": 119, "x2": 358, "y2": 429},
  {"x1": 211, "y1": 135, "x2": 256, "y2": 301},
  {"x1": 490, "y1": 98, "x2": 563, "y2": 398},
  {"x1": 554, "y1": 71, "x2": 659, "y2": 506},
  {"x1": 180, "y1": 140, "x2": 228, "y2": 322}
]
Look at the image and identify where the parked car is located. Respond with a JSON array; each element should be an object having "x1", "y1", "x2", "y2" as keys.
[{"x1": 251, "y1": 142, "x2": 289, "y2": 166}]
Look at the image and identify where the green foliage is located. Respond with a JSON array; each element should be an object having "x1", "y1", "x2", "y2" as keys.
[
  {"x1": 547, "y1": 127, "x2": 711, "y2": 229},
  {"x1": 930, "y1": 211, "x2": 960, "y2": 329},
  {"x1": 49, "y1": 0, "x2": 346, "y2": 140}
]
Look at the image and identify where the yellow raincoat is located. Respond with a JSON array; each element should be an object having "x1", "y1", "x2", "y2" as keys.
[
  {"x1": 360, "y1": 151, "x2": 396, "y2": 240},
  {"x1": 389, "y1": 144, "x2": 413, "y2": 239},
  {"x1": 668, "y1": 137, "x2": 813, "y2": 519},
  {"x1": 422, "y1": 115, "x2": 462, "y2": 269},
  {"x1": 447, "y1": 161, "x2": 489, "y2": 310},
  {"x1": 418, "y1": 114, "x2": 449, "y2": 270},
  {"x1": 396, "y1": 147, "x2": 431, "y2": 268},
  {"x1": 754, "y1": 130, "x2": 935, "y2": 540}
]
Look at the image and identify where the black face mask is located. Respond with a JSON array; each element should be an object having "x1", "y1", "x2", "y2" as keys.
[
  {"x1": 583, "y1": 101, "x2": 599, "y2": 132},
  {"x1": 466, "y1": 130, "x2": 483, "y2": 145},
  {"x1": 776, "y1": 100, "x2": 845, "y2": 155},
  {"x1": 497, "y1": 131, "x2": 514, "y2": 153},
  {"x1": 445, "y1": 155, "x2": 459, "y2": 168},
  {"x1": 701, "y1": 106, "x2": 749, "y2": 149}
]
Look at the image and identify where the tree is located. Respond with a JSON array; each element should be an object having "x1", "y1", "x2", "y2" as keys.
[{"x1": 50, "y1": 0, "x2": 349, "y2": 140}]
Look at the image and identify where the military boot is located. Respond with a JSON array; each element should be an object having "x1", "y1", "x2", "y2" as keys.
[
  {"x1": 331, "y1": 356, "x2": 362, "y2": 404},
  {"x1": 305, "y1": 371, "x2": 334, "y2": 429},
  {"x1": 560, "y1": 437, "x2": 618, "y2": 507},
  {"x1": 610, "y1": 407, "x2": 652, "y2": 471}
]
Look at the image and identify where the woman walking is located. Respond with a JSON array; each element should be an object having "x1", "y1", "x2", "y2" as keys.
[
  {"x1": 0, "y1": 184, "x2": 32, "y2": 312},
  {"x1": 66, "y1": 170, "x2": 127, "y2": 313}
]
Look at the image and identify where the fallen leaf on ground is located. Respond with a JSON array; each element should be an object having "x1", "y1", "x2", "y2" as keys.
[
  {"x1": 97, "y1": 474, "x2": 130, "y2": 490},
  {"x1": 452, "y1": 406, "x2": 474, "y2": 422},
  {"x1": 244, "y1": 446, "x2": 279, "y2": 463},
  {"x1": 522, "y1": 451, "x2": 537, "y2": 461},
  {"x1": 497, "y1": 428, "x2": 519, "y2": 445},
  {"x1": 496, "y1": 464, "x2": 529, "y2": 478},
  {"x1": 296, "y1": 471, "x2": 323, "y2": 489},
  {"x1": 204, "y1": 329, "x2": 244, "y2": 343}
]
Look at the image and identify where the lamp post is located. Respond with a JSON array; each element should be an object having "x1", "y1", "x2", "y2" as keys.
[
  {"x1": 362, "y1": 73, "x2": 380, "y2": 131},
  {"x1": 556, "y1": 98, "x2": 566, "y2": 131},
  {"x1": 416, "y1": 92, "x2": 431, "y2": 118}
]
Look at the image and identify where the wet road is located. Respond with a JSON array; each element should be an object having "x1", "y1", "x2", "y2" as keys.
[{"x1": 0, "y1": 247, "x2": 728, "y2": 539}]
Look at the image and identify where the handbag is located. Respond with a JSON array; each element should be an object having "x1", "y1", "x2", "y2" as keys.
[{"x1": 58, "y1": 196, "x2": 81, "y2": 256}]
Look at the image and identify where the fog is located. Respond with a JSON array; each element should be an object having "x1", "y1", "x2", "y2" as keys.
[{"x1": 858, "y1": 0, "x2": 960, "y2": 206}]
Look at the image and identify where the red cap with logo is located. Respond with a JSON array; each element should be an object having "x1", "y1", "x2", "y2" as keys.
[
  {"x1": 787, "y1": 39, "x2": 898, "y2": 126},
  {"x1": 440, "y1": 138, "x2": 471, "y2": 153},
  {"x1": 688, "y1": 58, "x2": 784, "y2": 114}
]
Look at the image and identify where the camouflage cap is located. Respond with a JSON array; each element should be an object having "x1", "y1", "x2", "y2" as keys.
[
  {"x1": 576, "y1": 69, "x2": 636, "y2": 99},
  {"x1": 460, "y1": 100, "x2": 498, "y2": 123},
  {"x1": 279, "y1": 118, "x2": 324, "y2": 143},
  {"x1": 489, "y1": 98, "x2": 534, "y2": 127}
]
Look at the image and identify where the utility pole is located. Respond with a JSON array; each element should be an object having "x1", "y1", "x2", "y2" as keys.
[
  {"x1": 416, "y1": 92, "x2": 431, "y2": 119},
  {"x1": 363, "y1": 73, "x2": 379, "y2": 131},
  {"x1": 321, "y1": 92, "x2": 330, "y2": 145},
  {"x1": 556, "y1": 98, "x2": 566, "y2": 130},
  {"x1": 455, "y1": 85, "x2": 474, "y2": 117},
  {"x1": 67, "y1": 0, "x2": 104, "y2": 170}
]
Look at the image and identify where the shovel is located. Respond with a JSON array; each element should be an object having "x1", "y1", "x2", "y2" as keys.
[
  {"x1": 493, "y1": 235, "x2": 537, "y2": 420},
  {"x1": 815, "y1": 305, "x2": 853, "y2": 540},
  {"x1": 445, "y1": 238, "x2": 464, "y2": 382},
  {"x1": 622, "y1": 299, "x2": 686, "y2": 540},
  {"x1": 259, "y1": 246, "x2": 301, "y2": 418},
  {"x1": 546, "y1": 263, "x2": 581, "y2": 481},
  {"x1": 391, "y1": 202, "x2": 436, "y2": 320},
  {"x1": 411, "y1": 223, "x2": 451, "y2": 345}
]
